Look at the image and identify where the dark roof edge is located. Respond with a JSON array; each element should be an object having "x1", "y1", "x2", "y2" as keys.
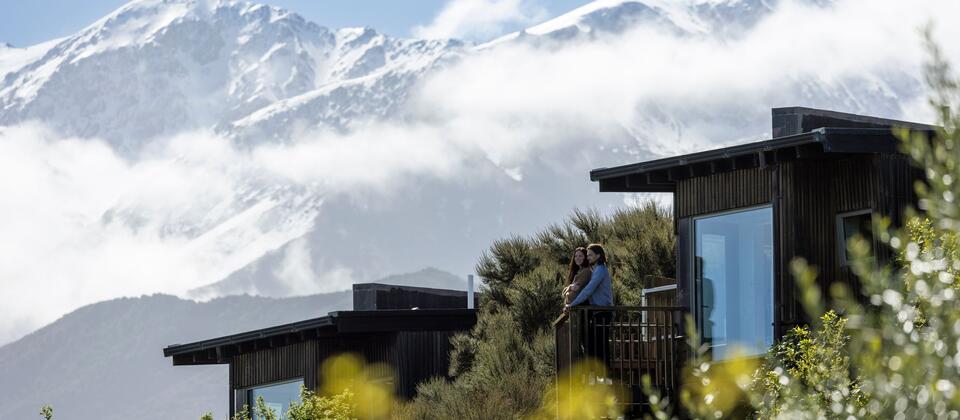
[
  {"x1": 590, "y1": 127, "x2": 936, "y2": 183},
  {"x1": 329, "y1": 308, "x2": 476, "y2": 318},
  {"x1": 353, "y1": 282, "x2": 468, "y2": 295},
  {"x1": 591, "y1": 130, "x2": 819, "y2": 181},
  {"x1": 163, "y1": 315, "x2": 335, "y2": 357},
  {"x1": 162, "y1": 308, "x2": 477, "y2": 358},
  {"x1": 772, "y1": 106, "x2": 939, "y2": 131}
]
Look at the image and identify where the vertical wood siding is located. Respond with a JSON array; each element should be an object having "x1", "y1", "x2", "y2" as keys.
[
  {"x1": 676, "y1": 167, "x2": 772, "y2": 218},
  {"x1": 232, "y1": 341, "x2": 318, "y2": 390},
  {"x1": 229, "y1": 331, "x2": 461, "y2": 410},
  {"x1": 777, "y1": 157, "x2": 876, "y2": 329},
  {"x1": 778, "y1": 155, "x2": 917, "y2": 329},
  {"x1": 394, "y1": 330, "x2": 460, "y2": 399}
]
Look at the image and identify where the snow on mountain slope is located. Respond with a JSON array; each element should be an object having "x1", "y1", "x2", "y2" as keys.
[
  {"x1": 224, "y1": 30, "x2": 463, "y2": 142},
  {"x1": 0, "y1": 38, "x2": 63, "y2": 81},
  {"x1": 481, "y1": 0, "x2": 780, "y2": 48},
  {"x1": 0, "y1": 0, "x2": 464, "y2": 151}
]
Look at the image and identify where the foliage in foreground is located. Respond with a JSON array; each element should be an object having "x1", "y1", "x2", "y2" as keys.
[
  {"x1": 528, "y1": 359, "x2": 623, "y2": 420},
  {"x1": 750, "y1": 310, "x2": 866, "y2": 418}
]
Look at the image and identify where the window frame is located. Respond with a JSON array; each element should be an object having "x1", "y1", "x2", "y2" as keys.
[
  {"x1": 836, "y1": 209, "x2": 874, "y2": 267},
  {"x1": 690, "y1": 204, "x2": 775, "y2": 359}
]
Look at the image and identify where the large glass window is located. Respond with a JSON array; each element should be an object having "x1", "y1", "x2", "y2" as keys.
[
  {"x1": 247, "y1": 379, "x2": 303, "y2": 420},
  {"x1": 694, "y1": 206, "x2": 774, "y2": 360}
]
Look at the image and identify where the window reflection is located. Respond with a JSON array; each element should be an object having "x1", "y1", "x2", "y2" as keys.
[
  {"x1": 695, "y1": 206, "x2": 774, "y2": 360},
  {"x1": 247, "y1": 379, "x2": 303, "y2": 420},
  {"x1": 838, "y1": 210, "x2": 873, "y2": 266}
]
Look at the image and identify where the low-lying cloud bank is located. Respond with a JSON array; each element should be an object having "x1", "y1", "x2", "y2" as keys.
[{"x1": 2, "y1": 0, "x2": 960, "y2": 345}]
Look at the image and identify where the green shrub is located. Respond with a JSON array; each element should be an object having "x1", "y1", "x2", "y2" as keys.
[
  {"x1": 750, "y1": 311, "x2": 866, "y2": 418},
  {"x1": 286, "y1": 388, "x2": 357, "y2": 420}
]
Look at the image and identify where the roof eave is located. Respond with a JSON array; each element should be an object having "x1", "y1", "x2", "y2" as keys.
[
  {"x1": 589, "y1": 127, "x2": 930, "y2": 193},
  {"x1": 163, "y1": 309, "x2": 478, "y2": 365}
]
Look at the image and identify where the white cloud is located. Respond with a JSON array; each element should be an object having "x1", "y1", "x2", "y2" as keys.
[
  {"x1": 0, "y1": 125, "x2": 320, "y2": 343},
  {"x1": 270, "y1": 237, "x2": 358, "y2": 295},
  {"x1": 253, "y1": 122, "x2": 467, "y2": 194},
  {"x1": 0, "y1": 119, "x2": 525, "y2": 344},
  {"x1": 412, "y1": 0, "x2": 960, "y2": 159},
  {"x1": 412, "y1": 0, "x2": 548, "y2": 40},
  {"x1": 273, "y1": 238, "x2": 320, "y2": 295}
]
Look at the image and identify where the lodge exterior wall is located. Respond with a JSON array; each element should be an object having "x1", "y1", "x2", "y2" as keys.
[
  {"x1": 675, "y1": 167, "x2": 772, "y2": 219},
  {"x1": 228, "y1": 330, "x2": 463, "y2": 413},
  {"x1": 673, "y1": 155, "x2": 919, "y2": 339}
]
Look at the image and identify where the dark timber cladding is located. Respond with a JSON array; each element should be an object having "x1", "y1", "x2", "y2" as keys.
[
  {"x1": 777, "y1": 155, "x2": 920, "y2": 327},
  {"x1": 352, "y1": 283, "x2": 477, "y2": 310},
  {"x1": 675, "y1": 167, "x2": 771, "y2": 218},
  {"x1": 590, "y1": 106, "x2": 932, "y2": 338}
]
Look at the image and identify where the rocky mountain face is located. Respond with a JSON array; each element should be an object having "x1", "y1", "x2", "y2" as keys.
[
  {"x1": 486, "y1": 0, "x2": 780, "y2": 44},
  {"x1": 0, "y1": 0, "x2": 463, "y2": 151}
]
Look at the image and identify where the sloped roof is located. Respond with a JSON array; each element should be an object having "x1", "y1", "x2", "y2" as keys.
[
  {"x1": 163, "y1": 308, "x2": 476, "y2": 366},
  {"x1": 591, "y1": 107, "x2": 937, "y2": 193}
]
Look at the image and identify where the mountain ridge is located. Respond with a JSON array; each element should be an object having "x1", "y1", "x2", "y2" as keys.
[
  {"x1": 0, "y1": 266, "x2": 467, "y2": 420},
  {"x1": 0, "y1": 0, "x2": 464, "y2": 149}
]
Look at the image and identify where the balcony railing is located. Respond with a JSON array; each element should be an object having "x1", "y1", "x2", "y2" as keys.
[{"x1": 554, "y1": 305, "x2": 687, "y2": 416}]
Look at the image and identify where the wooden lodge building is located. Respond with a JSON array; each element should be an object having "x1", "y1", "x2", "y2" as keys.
[
  {"x1": 163, "y1": 283, "x2": 477, "y2": 417},
  {"x1": 555, "y1": 107, "x2": 936, "y2": 414}
]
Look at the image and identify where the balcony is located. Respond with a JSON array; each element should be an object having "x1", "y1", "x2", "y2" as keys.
[{"x1": 554, "y1": 305, "x2": 687, "y2": 416}]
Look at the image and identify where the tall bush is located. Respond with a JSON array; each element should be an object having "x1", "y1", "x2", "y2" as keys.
[{"x1": 401, "y1": 202, "x2": 676, "y2": 419}]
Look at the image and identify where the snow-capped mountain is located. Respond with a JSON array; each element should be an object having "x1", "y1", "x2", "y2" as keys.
[
  {"x1": 0, "y1": 0, "x2": 464, "y2": 151},
  {"x1": 0, "y1": 0, "x2": 909, "y2": 153},
  {"x1": 0, "y1": 0, "x2": 935, "y2": 347},
  {"x1": 482, "y1": 0, "x2": 784, "y2": 47}
]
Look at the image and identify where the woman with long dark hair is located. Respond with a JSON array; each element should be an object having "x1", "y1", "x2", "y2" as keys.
[
  {"x1": 566, "y1": 243, "x2": 613, "y2": 308},
  {"x1": 562, "y1": 247, "x2": 591, "y2": 305}
]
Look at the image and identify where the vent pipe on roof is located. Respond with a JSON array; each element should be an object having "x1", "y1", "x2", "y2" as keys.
[{"x1": 467, "y1": 275, "x2": 475, "y2": 309}]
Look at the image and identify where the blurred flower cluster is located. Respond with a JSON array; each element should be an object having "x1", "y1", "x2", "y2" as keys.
[{"x1": 529, "y1": 358, "x2": 625, "y2": 420}]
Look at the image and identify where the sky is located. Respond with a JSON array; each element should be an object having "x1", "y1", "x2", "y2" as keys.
[{"x1": 0, "y1": 0, "x2": 591, "y2": 47}]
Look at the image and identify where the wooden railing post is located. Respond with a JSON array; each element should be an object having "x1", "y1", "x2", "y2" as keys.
[{"x1": 554, "y1": 304, "x2": 689, "y2": 417}]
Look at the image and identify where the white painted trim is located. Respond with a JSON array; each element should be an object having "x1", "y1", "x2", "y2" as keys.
[{"x1": 642, "y1": 284, "x2": 677, "y2": 294}]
